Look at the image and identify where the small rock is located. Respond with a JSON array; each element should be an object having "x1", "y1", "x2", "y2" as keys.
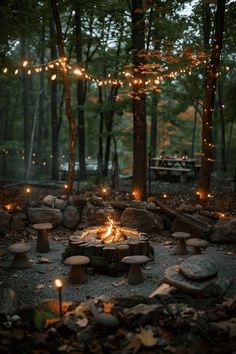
[{"x1": 94, "y1": 313, "x2": 120, "y2": 327}]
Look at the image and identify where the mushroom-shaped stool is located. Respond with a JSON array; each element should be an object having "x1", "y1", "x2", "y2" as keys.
[
  {"x1": 64, "y1": 255, "x2": 90, "y2": 283},
  {"x1": 33, "y1": 223, "x2": 53, "y2": 253},
  {"x1": 172, "y1": 232, "x2": 191, "y2": 255},
  {"x1": 186, "y1": 238, "x2": 208, "y2": 255},
  {"x1": 9, "y1": 243, "x2": 31, "y2": 269},
  {"x1": 121, "y1": 255, "x2": 150, "y2": 284}
]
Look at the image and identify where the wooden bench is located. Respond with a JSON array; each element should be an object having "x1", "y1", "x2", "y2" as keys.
[{"x1": 150, "y1": 166, "x2": 191, "y2": 183}]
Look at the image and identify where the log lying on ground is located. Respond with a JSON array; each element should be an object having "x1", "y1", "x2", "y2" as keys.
[{"x1": 155, "y1": 200, "x2": 211, "y2": 234}]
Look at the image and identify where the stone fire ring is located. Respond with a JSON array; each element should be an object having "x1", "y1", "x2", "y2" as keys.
[{"x1": 69, "y1": 226, "x2": 150, "y2": 261}]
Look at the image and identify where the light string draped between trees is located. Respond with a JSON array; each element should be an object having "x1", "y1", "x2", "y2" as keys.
[{"x1": 2, "y1": 47, "x2": 229, "y2": 94}]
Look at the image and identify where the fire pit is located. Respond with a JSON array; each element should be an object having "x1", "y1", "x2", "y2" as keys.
[{"x1": 68, "y1": 217, "x2": 150, "y2": 264}]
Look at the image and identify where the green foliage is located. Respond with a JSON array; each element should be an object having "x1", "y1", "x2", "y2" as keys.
[{"x1": 0, "y1": 0, "x2": 236, "y2": 181}]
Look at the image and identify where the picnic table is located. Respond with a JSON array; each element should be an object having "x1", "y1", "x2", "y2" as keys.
[{"x1": 148, "y1": 155, "x2": 199, "y2": 193}]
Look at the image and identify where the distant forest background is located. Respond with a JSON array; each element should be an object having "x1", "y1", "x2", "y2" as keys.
[{"x1": 0, "y1": 0, "x2": 235, "y2": 189}]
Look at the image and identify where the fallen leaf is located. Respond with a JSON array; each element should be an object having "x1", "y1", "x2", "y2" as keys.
[
  {"x1": 103, "y1": 302, "x2": 114, "y2": 313},
  {"x1": 213, "y1": 318, "x2": 236, "y2": 338},
  {"x1": 126, "y1": 337, "x2": 142, "y2": 353},
  {"x1": 76, "y1": 317, "x2": 88, "y2": 328},
  {"x1": 164, "y1": 240, "x2": 173, "y2": 245},
  {"x1": 37, "y1": 257, "x2": 52, "y2": 263},
  {"x1": 36, "y1": 284, "x2": 45, "y2": 290},
  {"x1": 0, "y1": 249, "x2": 7, "y2": 257},
  {"x1": 137, "y1": 327, "x2": 158, "y2": 347},
  {"x1": 112, "y1": 278, "x2": 127, "y2": 287},
  {"x1": 45, "y1": 317, "x2": 60, "y2": 328},
  {"x1": 227, "y1": 251, "x2": 235, "y2": 255},
  {"x1": 58, "y1": 344, "x2": 75, "y2": 352},
  {"x1": 47, "y1": 266, "x2": 55, "y2": 271}
]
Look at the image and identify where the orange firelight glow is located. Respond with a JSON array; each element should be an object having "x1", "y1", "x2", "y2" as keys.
[
  {"x1": 55, "y1": 279, "x2": 63, "y2": 289},
  {"x1": 26, "y1": 188, "x2": 31, "y2": 194}
]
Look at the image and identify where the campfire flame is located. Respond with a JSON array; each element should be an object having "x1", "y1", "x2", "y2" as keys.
[
  {"x1": 3, "y1": 203, "x2": 15, "y2": 212},
  {"x1": 99, "y1": 216, "x2": 126, "y2": 244}
]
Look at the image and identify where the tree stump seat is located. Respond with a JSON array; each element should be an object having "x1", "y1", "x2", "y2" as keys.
[
  {"x1": 64, "y1": 255, "x2": 90, "y2": 284},
  {"x1": 186, "y1": 238, "x2": 208, "y2": 255},
  {"x1": 172, "y1": 232, "x2": 191, "y2": 255},
  {"x1": 8, "y1": 243, "x2": 31, "y2": 269},
  {"x1": 33, "y1": 223, "x2": 53, "y2": 253},
  {"x1": 121, "y1": 255, "x2": 150, "y2": 284}
]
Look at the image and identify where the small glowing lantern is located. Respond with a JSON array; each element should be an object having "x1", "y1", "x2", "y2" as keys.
[
  {"x1": 102, "y1": 188, "x2": 107, "y2": 199},
  {"x1": 196, "y1": 192, "x2": 200, "y2": 203},
  {"x1": 26, "y1": 187, "x2": 31, "y2": 203},
  {"x1": 163, "y1": 194, "x2": 167, "y2": 203},
  {"x1": 54, "y1": 278, "x2": 63, "y2": 318}
]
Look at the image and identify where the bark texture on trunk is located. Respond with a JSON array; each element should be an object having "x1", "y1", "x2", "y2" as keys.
[
  {"x1": 131, "y1": 0, "x2": 147, "y2": 201},
  {"x1": 197, "y1": 0, "x2": 226, "y2": 200},
  {"x1": 50, "y1": 0, "x2": 76, "y2": 191}
]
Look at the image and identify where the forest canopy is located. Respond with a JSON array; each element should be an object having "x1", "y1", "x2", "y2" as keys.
[{"x1": 0, "y1": 0, "x2": 235, "y2": 197}]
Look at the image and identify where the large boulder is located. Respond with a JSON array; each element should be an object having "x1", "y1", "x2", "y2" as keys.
[
  {"x1": 69, "y1": 195, "x2": 87, "y2": 207},
  {"x1": 95, "y1": 206, "x2": 120, "y2": 225},
  {"x1": 120, "y1": 207, "x2": 164, "y2": 233},
  {"x1": 0, "y1": 210, "x2": 12, "y2": 235},
  {"x1": 10, "y1": 215, "x2": 26, "y2": 232},
  {"x1": 80, "y1": 203, "x2": 97, "y2": 226},
  {"x1": 62, "y1": 206, "x2": 80, "y2": 229},
  {"x1": 27, "y1": 207, "x2": 63, "y2": 227},
  {"x1": 210, "y1": 217, "x2": 236, "y2": 243},
  {"x1": 43, "y1": 195, "x2": 68, "y2": 210}
]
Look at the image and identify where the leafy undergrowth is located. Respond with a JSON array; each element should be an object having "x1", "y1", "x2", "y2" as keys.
[{"x1": 0, "y1": 294, "x2": 235, "y2": 354}]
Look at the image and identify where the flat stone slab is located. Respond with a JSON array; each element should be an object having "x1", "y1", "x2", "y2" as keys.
[
  {"x1": 179, "y1": 255, "x2": 219, "y2": 280},
  {"x1": 163, "y1": 265, "x2": 227, "y2": 297},
  {"x1": 186, "y1": 238, "x2": 208, "y2": 248},
  {"x1": 172, "y1": 232, "x2": 191, "y2": 239},
  {"x1": 65, "y1": 255, "x2": 90, "y2": 266},
  {"x1": 121, "y1": 255, "x2": 150, "y2": 265},
  {"x1": 9, "y1": 243, "x2": 31, "y2": 254}
]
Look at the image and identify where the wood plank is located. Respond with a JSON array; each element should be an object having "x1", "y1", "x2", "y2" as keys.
[{"x1": 150, "y1": 166, "x2": 191, "y2": 172}]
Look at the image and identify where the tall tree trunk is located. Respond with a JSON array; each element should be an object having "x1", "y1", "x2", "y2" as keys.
[
  {"x1": 218, "y1": 79, "x2": 226, "y2": 171},
  {"x1": 36, "y1": 23, "x2": 45, "y2": 167},
  {"x1": 150, "y1": 92, "x2": 158, "y2": 157},
  {"x1": 20, "y1": 38, "x2": 31, "y2": 180},
  {"x1": 104, "y1": 85, "x2": 119, "y2": 177},
  {"x1": 191, "y1": 103, "x2": 199, "y2": 158},
  {"x1": 50, "y1": 0, "x2": 76, "y2": 191},
  {"x1": 74, "y1": 1, "x2": 86, "y2": 181},
  {"x1": 131, "y1": 0, "x2": 146, "y2": 201},
  {"x1": 197, "y1": 0, "x2": 226, "y2": 200},
  {"x1": 26, "y1": 94, "x2": 41, "y2": 180},
  {"x1": 98, "y1": 86, "x2": 104, "y2": 179},
  {"x1": 50, "y1": 17, "x2": 59, "y2": 180}
]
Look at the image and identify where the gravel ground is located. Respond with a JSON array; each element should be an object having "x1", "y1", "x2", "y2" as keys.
[{"x1": 0, "y1": 234, "x2": 235, "y2": 308}]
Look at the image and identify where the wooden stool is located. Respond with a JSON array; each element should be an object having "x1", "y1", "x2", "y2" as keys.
[
  {"x1": 186, "y1": 238, "x2": 208, "y2": 255},
  {"x1": 64, "y1": 255, "x2": 90, "y2": 283},
  {"x1": 121, "y1": 255, "x2": 150, "y2": 284},
  {"x1": 33, "y1": 223, "x2": 53, "y2": 253},
  {"x1": 9, "y1": 243, "x2": 31, "y2": 269},
  {"x1": 172, "y1": 232, "x2": 191, "y2": 255}
]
